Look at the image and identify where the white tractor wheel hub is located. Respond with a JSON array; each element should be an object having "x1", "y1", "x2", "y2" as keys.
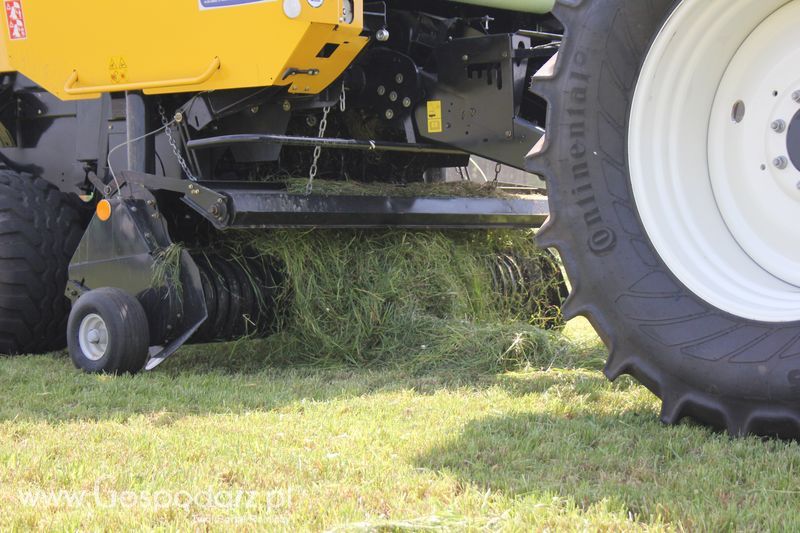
[{"x1": 629, "y1": 0, "x2": 800, "y2": 322}]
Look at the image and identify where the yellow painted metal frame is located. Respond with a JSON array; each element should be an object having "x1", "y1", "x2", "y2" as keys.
[{"x1": 0, "y1": 0, "x2": 368, "y2": 100}]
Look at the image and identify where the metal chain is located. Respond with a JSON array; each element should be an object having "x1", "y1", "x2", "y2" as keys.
[
  {"x1": 306, "y1": 84, "x2": 346, "y2": 195},
  {"x1": 339, "y1": 83, "x2": 347, "y2": 112},
  {"x1": 158, "y1": 103, "x2": 197, "y2": 182},
  {"x1": 306, "y1": 104, "x2": 331, "y2": 195},
  {"x1": 494, "y1": 162, "x2": 502, "y2": 183}
]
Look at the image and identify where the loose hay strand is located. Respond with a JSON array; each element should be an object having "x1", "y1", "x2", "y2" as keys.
[{"x1": 151, "y1": 243, "x2": 184, "y2": 301}]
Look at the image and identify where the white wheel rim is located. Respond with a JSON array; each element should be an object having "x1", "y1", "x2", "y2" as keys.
[
  {"x1": 78, "y1": 313, "x2": 109, "y2": 361},
  {"x1": 629, "y1": 0, "x2": 800, "y2": 322}
]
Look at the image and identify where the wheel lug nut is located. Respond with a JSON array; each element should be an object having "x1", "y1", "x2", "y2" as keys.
[
  {"x1": 773, "y1": 156, "x2": 789, "y2": 170},
  {"x1": 793, "y1": 90, "x2": 800, "y2": 104},
  {"x1": 771, "y1": 119, "x2": 786, "y2": 133}
]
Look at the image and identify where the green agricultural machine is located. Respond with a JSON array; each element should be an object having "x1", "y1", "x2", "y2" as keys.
[{"x1": 0, "y1": 0, "x2": 798, "y2": 437}]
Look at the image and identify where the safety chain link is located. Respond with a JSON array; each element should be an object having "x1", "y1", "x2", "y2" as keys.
[
  {"x1": 306, "y1": 84, "x2": 346, "y2": 195},
  {"x1": 306, "y1": 105, "x2": 331, "y2": 195},
  {"x1": 158, "y1": 103, "x2": 197, "y2": 182},
  {"x1": 494, "y1": 162, "x2": 502, "y2": 183}
]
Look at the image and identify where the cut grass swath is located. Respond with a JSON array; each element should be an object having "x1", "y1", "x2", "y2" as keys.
[{"x1": 186, "y1": 228, "x2": 571, "y2": 373}]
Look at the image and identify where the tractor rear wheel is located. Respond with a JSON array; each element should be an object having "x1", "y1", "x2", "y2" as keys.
[
  {"x1": 0, "y1": 171, "x2": 83, "y2": 355},
  {"x1": 531, "y1": 0, "x2": 800, "y2": 436}
]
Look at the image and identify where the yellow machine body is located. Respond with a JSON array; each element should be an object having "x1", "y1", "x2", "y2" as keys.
[{"x1": 0, "y1": 0, "x2": 368, "y2": 100}]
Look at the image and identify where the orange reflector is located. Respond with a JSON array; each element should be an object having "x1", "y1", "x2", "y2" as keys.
[{"x1": 96, "y1": 199, "x2": 112, "y2": 222}]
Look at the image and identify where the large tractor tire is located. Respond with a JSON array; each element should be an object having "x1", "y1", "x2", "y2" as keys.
[
  {"x1": 530, "y1": 0, "x2": 800, "y2": 436},
  {"x1": 0, "y1": 171, "x2": 83, "y2": 355}
]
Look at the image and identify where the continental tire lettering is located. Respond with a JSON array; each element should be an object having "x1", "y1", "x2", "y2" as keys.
[
  {"x1": 588, "y1": 228, "x2": 617, "y2": 256},
  {"x1": 568, "y1": 50, "x2": 616, "y2": 256}
]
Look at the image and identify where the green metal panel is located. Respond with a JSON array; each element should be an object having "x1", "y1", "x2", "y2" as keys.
[{"x1": 446, "y1": 0, "x2": 555, "y2": 14}]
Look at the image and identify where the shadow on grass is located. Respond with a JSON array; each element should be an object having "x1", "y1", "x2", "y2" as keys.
[
  {"x1": 417, "y1": 410, "x2": 665, "y2": 498},
  {"x1": 0, "y1": 343, "x2": 609, "y2": 424},
  {"x1": 415, "y1": 411, "x2": 800, "y2": 529}
]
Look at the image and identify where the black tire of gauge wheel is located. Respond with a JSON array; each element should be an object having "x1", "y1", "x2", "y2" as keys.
[
  {"x1": 67, "y1": 288, "x2": 150, "y2": 375},
  {"x1": 529, "y1": 0, "x2": 800, "y2": 437}
]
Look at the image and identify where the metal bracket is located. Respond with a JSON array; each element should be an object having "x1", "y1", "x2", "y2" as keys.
[
  {"x1": 119, "y1": 170, "x2": 230, "y2": 228},
  {"x1": 65, "y1": 279, "x2": 90, "y2": 301},
  {"x1": 282, "y1": 68, "x2": 320, "y2": 80}
]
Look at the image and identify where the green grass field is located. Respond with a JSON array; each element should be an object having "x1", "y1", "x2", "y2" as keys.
[{"x1": 1, "y1": 319, "x2": 799, "y2": 531}]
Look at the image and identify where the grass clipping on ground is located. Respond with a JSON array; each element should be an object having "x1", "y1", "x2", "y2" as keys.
[{"x1": 215, "y1": 229, "x2": 574, "y2": 373}]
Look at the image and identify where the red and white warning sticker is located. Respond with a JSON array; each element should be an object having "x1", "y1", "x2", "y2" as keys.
[{"x1": 4, "y1": 0, "x2": 26, "y2": 41}]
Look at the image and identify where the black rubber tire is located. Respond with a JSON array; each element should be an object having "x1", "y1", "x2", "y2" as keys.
[
  {"x1": 530, "y1": 0, "x2": 800, "y2": 437},
  {"x1": 0, "y1": 171, "x2": 83, "y2": 355},
  {"x1": 67, "y1": 288, "x2": 150, "y2": 374}
]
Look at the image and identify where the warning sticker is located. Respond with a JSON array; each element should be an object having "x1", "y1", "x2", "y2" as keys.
[
  {"x1": 199, "y1": 0, "x2": 275, "y2": 9},
  {"x1": 427, "y1": 101, "x2": 443, "y2": 134},
  {"x1": 108, "y1": 56, "x2": 128, "y2": 84},
  {"x1": 4, "y1": 0, "x2": 26, "y2": 41}
]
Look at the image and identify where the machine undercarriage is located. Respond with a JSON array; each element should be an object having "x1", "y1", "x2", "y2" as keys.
[{"x1": 0, "y1": 2, "x2": 564, "y2": 370}]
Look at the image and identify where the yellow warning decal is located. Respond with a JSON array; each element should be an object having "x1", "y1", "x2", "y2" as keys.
[
  {"x1": 108, "y1": 56, "x2": 128, "y2": 84},
  {"x1": 427, "y1": 100, "x2": 443, "y2": 134}
]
